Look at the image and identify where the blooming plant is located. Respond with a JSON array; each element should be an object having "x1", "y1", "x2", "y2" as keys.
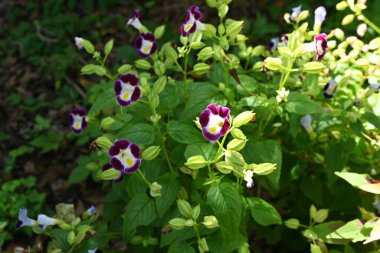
[{"x1": 17, "y1": 0, "x2": 380, "y2": 252}]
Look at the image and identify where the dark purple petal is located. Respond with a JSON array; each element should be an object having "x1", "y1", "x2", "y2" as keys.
[
  {"x1": 132, "y1": 9, "x2": 140, "y2": 18},
  {"x1": 199, "y1": 109, "x2": 211, "y2": 127},
  {"x1": 131, "y1": 87, "x2": 141, "y2": 102},
  {"x1": 143, "y1": 32, "x2": 155, "y2": 41},
  {"x1": 109, "y1": 145, "x2": 121, "y2": 156},
  {"x1": 114, "y1": 80, "x2": 122, "y2": 95},
  {"x1": 130, "y1": 143, "x2": 141, "y2": 158},
  {"x1": 135, "y1": 36, "x2": 142, "y2": 49},
  {"x1": 220, "y1": 120, "x2": 230, "y2": 136},
  {"x1": 189, "y1": 6, "x2": 202, "y2": 20},
  {"x1": 219, "y1": 106, "x2": 230, "y2": 119},
  {"x1": 68, "y1": 114, "x2": 74, "y2": 125},
  {"x1": 150, "y1": 41, "x2": 157, "y2": 55},
  {"x1": 323, "y1": 81, "x2": 337, "y2": 98},
  {"x1": 124, "y1": 159, "x2": 141, "y2": 174},
  {"x1": 117, "y1": 96, "x2": 132, "y2": 106},
  {"x1": 207, "y1": 104, "x2": 217, "y2": 114},
  {"x1": 72, "y1": 108, "x2": 87, "y2": 116},
  {"x1": 202, "y1": 128, "x2": 221, "y2": 142},
  {"x1": 102, "y1": 163, "x2": 112, "y2": 171},
  {"x1": 120, "y1": 74, "x2": 139, "y2": 85},
  {"x1": 115, "y1": 139, "x2": 130, "y2": 149},
  {"x1": 81, "y1": 118, "x2": 87, "y2": 129},
  {"x1": 111, "y1": 157, "x2": 124, "y2": 171},
  {"x1": 181, "y1": 24, "x2": 191, "y2": 37}
]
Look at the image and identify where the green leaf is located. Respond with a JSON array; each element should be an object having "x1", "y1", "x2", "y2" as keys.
[
  {"x1": 207, "y1": 182, "x2": 242, "y2": 232},
  {"x1": 104, "y1": 39, "x2": 114, "y2": 56},
  {"x1": 242, "y1": 140, "x2": 282, "y2": 196},
  {"x1": 50, "y1": 229, "x2": 70, "y2": 251},
  {"x1": 364, "y1": 112, "x2": 380, "y2": 129},
  {"x1": 286, "y1": 92, "x2": 324, "y2": 115},
  {"x1": 168, "y1": 241, "x2": 195, "y2": 253},
  {"x1": 118, "y1": 123, "x2": 155, "y2": 145},
  {"x1": 335, "y1": 172, "x2": 369, "y2": 188},
  {"x1": 88, "y1": 87, "x2": 117, "y2": 115},
  {"x1": 184, "y1": 143, "x2": 217, "y2": 160},
  {"x1": 303, "y1": 221, "x2": 347, "y2": 244},
  {"x1": 248, "y1": 197, "x2": 282, "y2": 226},
  {"x1": 167, "y1": 121, "x2": 204, "y2": 144},
  {"x1": 327, "y1": 219, "x2": 364, "y2": 240},
  {"x1": 155, "y1": 178, "x2": 181, "y2": 217},
  {"x1": 123, "y1": 193, "x2": 157, "y2": 240},
  {"x1": 158, "y1": 85, "x2": 180, "y2": 113},
  {"x1": 68, "y1": 165, "x2": 90, "y2": 184}
]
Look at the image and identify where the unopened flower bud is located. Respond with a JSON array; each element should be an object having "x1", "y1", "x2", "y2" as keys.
[
  {"x1": 150, "y1": 182, "x2": 162, "y2": 198},
  {"x1": 168, "y1": 218, "x2": 187, "y2": 230},
  {"x1": 177, "y1": 199, "x2": 193, "y2": 218},
  {"x1": 284, "y1": 218, "x2": 300, "y2": 229},
  {"x1": 185, "y1": 155, "x2": 208, "y2": 170},
  {"x1": 142, "y1": 146, "x2": 161, "y2": 160},
  {"x1": 264, "y1": 57, "x2": 282, "y2": 71},
  {"x1": 233, "y1": 111, "x2": 255, "y2": 127},
  {"x1": 215, "y1": 161, "x2": 234, "y2": 174},
  {"x1": 202, "y1": 216, "x2": 219, "y2": 229}
]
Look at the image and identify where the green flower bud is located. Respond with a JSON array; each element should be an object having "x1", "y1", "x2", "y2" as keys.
[
  {"x1": 278, "y1": 46, "x2": 293, "y2": 58},
  {"x1": 142, "y1": 146, "x2": 161, "y2": 160},
  {"x1": 180, "y1": 36, "x2": 188, "y2": 46},
  {"x1": 185, "y1": 219, "x2": 195, "y2": 227},
  {"x1": 100, "y1": 117, "x2": 116, "y2": 130},
  {"x1": 169, "y1": 218, "x2": 187, "y2": 230},
  {"x1": 342, "y1": 14, "x2": 355, "y2": 26},
  {"x1": 225, "y1": 150, "x2": 245, "y2": 167},
  {"x1": 135, "y1": 59, "x2": 152, "y2": 70},
  {"x1": 203, "y1": 24, "x2": 217, "y2": 38},
  {"x1": 227, "y1": 139, "x2": 246, "y2": 151},
  {"x1": 164, "y1": 44, "x2": 178, "y2": 61},
  {"x1": 190, "y1": 42, "x2": 205, "y2": 50},
  {"x1": 264, "y1": 57, "x2": 282, "y2": 71},
  {"x1": 149, "y1": 182, "x2": 162, "y2": 198},
  {"x1": 218, "y1": 4, "x2": 229, "y2": 19},
  {"x1": 249, "y1": 163, "x2": 277, "y2": 175},
  {"x1": 192, "y1": 63, "x2": 211, "y2": 75},
  {"x1": 313, "y1": 153, "x2": 325, "y2": 164},
  {"x1": 299, "y1": 10, "x2": 309, "y2": 21},
  {"x1": 185, "y1": 155, "x2": 208, "y2": 170},
  {"x1": 317, "y1": 133, "x2": 329, "y2": 142},
  {"x1": 99, "y1": 168, "x2": 121, "y2": 180},
  {"x1": 81, "y1": 64, "x2": 106, "y2": 76},
  {"x1": 198, "y1": 238, "x2": 209, "y2": 253},
  {"x1": 58, "y1": 223, "x2": 72, "y2": 231},
  {"x1": 310, "y1": 244, "x2": 322, "y2": 253},
  {"x1": 231, "y1": 128, "x2": 246, "y2": 140},
  {"x1": 336, "y1": 1, "x2": 348, "y2": 11},
  {"x1": 235, "y1": 34, "x2": 248, "y2": 42},
  {"x1": 67, "y1": 231, "x2": 75, "y2": 245},
  {"x1": 95, "y1": 136, "x2": 113, "y2": 150},
  {"x1": 75, "y1": 232, "x2": 86, "y2": 245},
  {"x1": 192, "y1": 205, "x2": 201, "y2": 220},
  {"x1": 153, "y1": 76, "x2": 167, "y2": 94},
  {"x1": 130, "y1": 235, "x2": 144, "y2": 245},
  {"x1": 202, "y1": 216, "x2": 219, "y2": 229},
  {"x1": 189, "y1": 30, "x2": 202, "y2": 43},
  {"x1": 197, "y1": 47, "x2": 214, "y2": 61},
  {"x1": 334, "y1": 28, "x2": 345, "y2": 40},
  {"x1": 284, "y1": 218, "x2": 300, "y2": 229},
  {"x1": 154, "y1": 61, "x2": 166, "y2": 76},
  {"x1": 226, "y1": 20, "x2": 244, "y2": 37},
  {"x1": 215, "y1": 161, "x2": 233, "y2": 174},
  {"x1": 303, "y1": 61, "x2": 326, "y2": 74},
  {"x1": 194, "y1": 117, "x2": 202, "y2": 130},
  {"x1": 251, "y1": 45, "x2": 266, "y2": 56},
  {"x1": 117, "y1": 64, "x2": 133, "y2": 74},
  {"x1": 218, "y1": 24, "x2": 225, "y2": 35},
  {"x1": 313, "y1": 209, "x2": 329, "y2": 223},
  {"x1": 233, "y1": 111, "x2": 255, "y2": 127},
  {"x1": 177, "y1": 199, "x2": 193, "y2": 218},
  {"x1": 82, "y1": 39, "x2": 95, "y2": 54},
  {"x1": 154, "y1": 25, "x2": 165, "y2": 39},
  {"x1": 205, "y1": 0, "x2": 217, "y2": 8},
  {"x1": 149, "y1": 94, "x2": 160, "y2": 109},
  {"x1": 104, "y1": 39, "x2": 114, "y2": 56}
]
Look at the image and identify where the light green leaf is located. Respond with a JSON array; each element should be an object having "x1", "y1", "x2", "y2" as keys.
[
  {"x1": 118, "y1": 123, "x2": 155, "y2": 145},
  {"x1": 155, "y1": 178, "x2": 181, "y2": 217},
  {"x1": 248, "y1": 197, "x2": 282, "y2": 226},
  {"x1": 286, "y1": 92, "x2": 324, "y2": 115},
  {"x1": 168, "y1": 121, "x2": 204, "y2": 144}
]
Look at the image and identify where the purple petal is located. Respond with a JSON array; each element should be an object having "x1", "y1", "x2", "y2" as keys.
[
  {"x1": 220, "y1": 120, "x2": 230, "y2": 136},
  {"x1": 202, "y1": 129, "x2": 221, "y2": 142},
  {"x1": 207, "y1": 104, "x2": 217, "y2": 114},
  {"x1": 111, "y1": 157, "x2": 124, "y2": 171},
  {"x1": 130, "y1": 143, "x2": 141, "y2": 158},
  {"x1": 124, "y1": 159, "x2": 141, "y2": 174},
  {"x1": 102, "y1": 163, "x2": 112, "y2": 171},
  {"x1": 114, "y1": 80, "x2": 122, "y2": 95},
  {"x1": 219, "y1": 106, "x2": 230, "y2": 119},
  {"x1": 117, "y1": 96, "x2": 132, "y2": 106},
  {"x1": 199, "y1": 109, "x2": 211, "y2": 127},
  {"x1": 189, "y1": 6, "x2": 202, "y2": 20},
  {"x1": 109, "y1": 145, "x2": 121, "y2": 156},
  {"x1": 68, "y1": 114, "x2": 74, "y2": 125},
  {"x1": 115, "y1": 139, "x2": 130, "y2": 149},
  {"x1": 135, "y1": 36, "x2": 142, "y2": 49},
  {"x1": 131, "y1": 87, "x2": 141, "y2": 102}
]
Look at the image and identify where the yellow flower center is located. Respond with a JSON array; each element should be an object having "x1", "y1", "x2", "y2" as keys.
[
  {"x1": 142, "y1": 46, "x2": 152, "y2": 54},
  {"x1": 126, "y1": 158, "x2": 134, "y2": 166},
  {"x1": 122, "y1": 92, "x2": 129, "y2": 100},
  {"x1": 184, "y1": 23, "x2": 192, "y2": 32},
  {"x1": 74, "y1": 122, "x2": 81, "y2": 129},
  {"x1": 210, "y1": 125, "x2": 217, "y2": 133}
]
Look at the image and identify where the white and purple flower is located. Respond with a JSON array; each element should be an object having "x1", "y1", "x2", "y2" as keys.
[
  {"x1": 199, "y1": 104, "x2": 230, "y2": 142},
  {"x1": 17, "y1": 209, "x2": 37, "y2": 229},
  {"x1": 181, "y1": 6, "x2": 205, "y2": 37},
  {"x1": 37, "y1": 214, "x2": 58, "y2": 230},
  {"x1": 69, "y1": 108, "x2": 87, "y2": 134},
  {"x1": 109, "y1": 139, "x2": 141, "y2": 174},
  {"x1": 243, "y1": 170, "x2": 254, "y2": 188},
  {"x1": 126, "y1": 9, "x2": 143, "y2": 31},
  {"x1": 300, "y1": 115, "x2": 313, "y2": 133},
  {"x1": 74, "y1": 37, "x2": 84, "y2": 49},
  {"x1": 315, "y1": 33, "x2": 328, "y2": 60},
  {"x1": 135, "y1": 33, "x2": 157, "y2": 58},
  {"x1": 314, "y1": 6, "x2": 327, "y2": 27},
  {"x1": 114, "y1": 74, "x2": 141, "y2": 106},
  {"x1": 323, "y1": 79, "x2": 338, "y2": 98},
  {"x1": 289, "y1": 5, "x2": 302, "y2": 23},
  {"x1": 368, "y1": 83, "x2": 380, "y2": 93}
]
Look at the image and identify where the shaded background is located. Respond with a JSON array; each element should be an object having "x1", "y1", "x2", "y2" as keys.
[{"x1": 0, "y1": 0, "x2": 379, "y2": 251}]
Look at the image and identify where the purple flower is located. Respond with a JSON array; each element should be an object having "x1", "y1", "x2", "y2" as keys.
[
  {"x1": 102, "y1": 162, "x2": 124, "y2": 182},
  {"x1": 126, "y1": 9, "x2": 142, "y2": 31},
  {"x1": 181, "y1": 6, "x2": 205, "y2": 37},
  {"x1": 199, "y1": 104, "x2": 230, "y2": 142},
  {"x1": 109, "y1": 139, "x2": 141, "y2": 174},
  {"x1": 135, "y1": 33, "x2": 157, "y2": 58},
  {"x1": 315, "y1": 33, "x2": 328, "y2": 60},
  {"x1": 68, "y1": 108, "x2": 87, "y2": 133},
  {"x1": 37, "y1": 214, "x2": 58, "y2": 230},
  {"x1": 289, "y1": 5, "x2": 302, "y2": 23},
  {"x1": 114, "y1": 74, "x2": 141, "y2": 106},
  {"x1": 281, "y1": 34, "x2": 289, "y2": 46},
  {"x1": 369, "y1": 83, "x2": 380, "y2": 93},
  {"x1": 269, "y1": 37, "x2": 279, "y2": 52},
  {"x1": 323, "y1": 79, "x2": 338, "y2": 98},
  {"x1": 17, "y1": 209, "x2": 37, "y2": 229},
  {"x1": 314, "y1": 6, "x2": 327, "y2": 25},
  {"x1": 300, "y1": 115, "x2": 313, "y2": 132}
]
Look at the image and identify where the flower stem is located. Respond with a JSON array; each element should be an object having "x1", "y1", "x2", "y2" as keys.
[
  {"x1": 154, "y1": 121, "x2": 174, "y2": 173},
  {"x1": 183, "y1": 48, "x2": 191, "y2": 98},
  {"x1": 359, "y1": 14, "x2": 380, "y2": 34},
  {"x1": 279, "y1": 58, "x2": 295, "y2": 89},
  {"x1": 137, "y1": 170, "x2": 151, "y2": 187}
]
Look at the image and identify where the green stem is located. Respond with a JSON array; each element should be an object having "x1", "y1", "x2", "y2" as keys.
[
  {"x1": 359, "y1": 14, "x2": 380, "y2": 34},
  {"x1": 279, "y1": 58, "x2": 295, "y2": 89},
  {"x1": 213, "y1": 128, "x2": 233, "y2": 163},
  {"x1": 154, "y1": 121, "x2": 174, "y2": 173},
  {"x1": 137, "y1": 170, "x2": 151, "y2": 187},
  {"x1": 183, "y1": 48, "x2": 191, "y2": 98},
  {"x1": 193, "y1": 224, "x2": 202, "y2": 243}
]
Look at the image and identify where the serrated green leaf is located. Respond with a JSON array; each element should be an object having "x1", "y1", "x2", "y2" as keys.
[
  {"x1": 167, "y1": 121, "x2": 204, "y2": 144},
  {"x1": 248, "y1": 197, "x2": 282, "y2": 226}
]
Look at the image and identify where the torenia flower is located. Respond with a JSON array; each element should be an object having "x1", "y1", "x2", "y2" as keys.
[
  {"x1": 74, "y1": 37, "x2": 84, "y2": 49},
  {"x1": 87, "y1": 205, "x2": 97, "y2": 216},
  {"x1": 281, "y1": 34, "x2": 289, "y2": 46},
  {"x1": 199, "y1": 104, "x2": 230, "y2": 142},
  {"x1": 300, "y1": 115, "x2": 313, "y2": 133},
  {"x1": 109, "y1": 139, "x2": 141, "y2": 174},
  {"x1": 289, "y1": 5, "x2": 302, "y2": 23},
  {"x1": 357, "y1": 23, "x2": 367, "y2": 37},
  {"x1": 315, "y1": 33, "x2": 328, "y2": 60},
  {"x1": 17, "y1": 209, "x2": 37, "y2": 229},
  {"x1": 368, "y1": 83, "x2": 380, "y2": 93},
  {"x1": 135, "y1": 33, "x2": 157, "y2": 58},
  {"x1": 126, "y1": 9, "x2": 143, "y2": 31},
  {"x1": 69, "y1": 108, "x2": 87, "y2": 134},
  {"x1": 88, "y1": 249, "x2": 103, "y2": 253},
  {"x1": 243, "y1": 170, "x2": 254, "y2": 188},
  {"x1": 276, "y1": 87, "x2": 290, "y2": 103},
  {"x1": 314, "y1": 6, "x2": 326, "y2": 32},
  {"x1": 270, "y1": 37, "x2": 279, "y2": 52},
  {"x1": 114, "y1": 74, "x2": 141, "y2": 106},
  {"x1": 102, "y1": 162, "x2": 124, "y2": 182},
  {"x1": 181, "y1": 6, "x2": 205, "y2": 36},
  {"x1": 323, "y1": 79, "x2": 338, "y2": 98},
  {"x1": 37, "y1": 214, "x2": 58, "y2": 230}
]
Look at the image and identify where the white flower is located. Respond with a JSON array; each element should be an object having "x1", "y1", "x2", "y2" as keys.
[
  {"x1": 74, "y1": 37, "x2": 84, "y2": 49},
  {"x1": 243, "y1": 170, "x2": 254, "y2": 188},
  {"x1": 17, "y1": 209, "x2": 37, "y2": 229},
  {"x1": 314, "y1": 6, "x2": 327, "y2": 24},
  {"x1": 300, "y1": 115, "x2": 313, "y2": 132},
  {"x1": 86, "y1": 205, "x2": 97, "y2": 216},
  {"x1": 276, "y1": 87, "x2": 290, "y2": 103},
  {"x1": 357, "y1": 23, "x2": 367, "y2": 37},
  {"x1": 37, "y1": 214, "x2": 57, "y2": 230}
]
